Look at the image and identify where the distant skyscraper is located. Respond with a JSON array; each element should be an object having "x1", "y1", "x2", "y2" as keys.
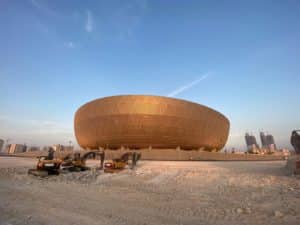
[
  {"x1": 260, "y1": 132, "x2": 268, "y2": 149},
  {"x1": 260, "y1": 132, "x2": 277, "y2": 150},
  {"x1": 245, "y1": 133, "x2": 259, "y2": 151},
  {"x1": 266, "y1": 134, "x2": 277, "y2": 150}
]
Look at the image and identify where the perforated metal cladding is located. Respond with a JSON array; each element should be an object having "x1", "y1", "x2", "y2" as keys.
[{"x1": 74, "y1": 95, "x2": 230, "y2": 151}]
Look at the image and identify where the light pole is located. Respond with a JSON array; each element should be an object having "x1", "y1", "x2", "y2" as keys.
[{"x1": 68, "y1": 140, "x2": 73, "y2": 150}]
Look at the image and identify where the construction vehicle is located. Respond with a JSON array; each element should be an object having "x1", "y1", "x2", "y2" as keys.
[
  {"x1": 29, "y1": 149, "x2": 141, "y2": 177},
  {"x1": 104, "y1": 152, "x2": 141, "y2": 173},
  {"x1": 28, "y1": 149, "x2": 105, "y2": 177},
  {"x1": 291, "y1": 130, "x2": 300, "y2": 154},
  {"x1": 289, "y1": 130, "x2": 300, "y2": 175},
  {"x1": 28, "y1": 148, "x2": 62, "y2": 177},
  {"x1": 61, "y1": 150, "x2": 105, "y2": 171}
]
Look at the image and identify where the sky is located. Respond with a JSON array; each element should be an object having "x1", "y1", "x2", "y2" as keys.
[{"x1": 0, "y1": 0, "x2": 300, "y2": 150}]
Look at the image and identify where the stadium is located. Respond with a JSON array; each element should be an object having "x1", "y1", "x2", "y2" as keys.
[{"x1": 74, "y1": 95, "x2": 230, "y2": 151}]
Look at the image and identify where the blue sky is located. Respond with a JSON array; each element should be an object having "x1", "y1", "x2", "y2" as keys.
[{"x1": 0, "y1": 0, "x2": 299, "y2": 149}]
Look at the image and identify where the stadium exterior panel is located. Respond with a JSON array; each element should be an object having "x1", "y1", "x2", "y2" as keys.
[{"x1": 74, "y1": 95, "x2": 230, "y2": 151}]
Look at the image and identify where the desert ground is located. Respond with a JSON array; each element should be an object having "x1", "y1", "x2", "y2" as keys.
[{"x1": 0, "y1": 157, "x2": 299, "y2": 225}]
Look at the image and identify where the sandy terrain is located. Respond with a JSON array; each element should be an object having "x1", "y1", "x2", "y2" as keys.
[{"x1": 0, "y1": 157, "x2": 299, "y2": 225}]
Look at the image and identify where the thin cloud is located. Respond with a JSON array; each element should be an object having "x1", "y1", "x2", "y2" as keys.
[
  {"x1": 64, "y1": 41, "x2": 75, "y2": 48},
  {"x1": 85, "y1": 10, "x2": 93, "y2": 32},
  {"x1": 30, "y1": 0, "x2": 59, "y2": 17},
  {"x1": 30, "y1": 0, "x2": 45, "y2": 11},
  {"x1": 167, "y1": 73, "x2": 210, "y2": 97},
  {"x1": 113, "y1": 0, "x2": 148, "y2": 39}
]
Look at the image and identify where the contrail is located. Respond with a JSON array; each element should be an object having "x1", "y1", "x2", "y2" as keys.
[
  {"x1": 85, "y1": 9, "x2": 93, "y2": 32},
  {"x1": 167, "y1": 73, "x2": 209, "y2": 97}
]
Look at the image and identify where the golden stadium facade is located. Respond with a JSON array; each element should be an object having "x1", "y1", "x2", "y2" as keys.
[{"x1": 74, "y1": 95, "x2": 230, "y2": 151}]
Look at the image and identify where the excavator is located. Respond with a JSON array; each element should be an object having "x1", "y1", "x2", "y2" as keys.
[
  {"x1": 28, "y1": 149, "x2": 105, "y2": 177},
  {"x1": 61, "y1": 151, "x2": 105, "y2": 171},
  {"x1": 28, "y1": 149, "x2": 141, "y2": 176},
  {"x1": 291, "y1": 130, "x2": 300, "y2": 154},
  {"x1": 289, "y1": 130, "x2": 300, "y2": 174},
  {"x1": 28, "y1": 147, "x2": 62, "y2": 177},
  {"x1": 104, "y1": 152, "x2": 141, "y2": 173}
]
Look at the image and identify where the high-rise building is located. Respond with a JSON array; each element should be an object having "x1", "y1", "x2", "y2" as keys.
[
  {"x1": 260, "y1": 132, "x2": 268, "y2": 149},
  {"x1": 260, "y1": 132, "x2": 277, "y2": 150},
  {"x1": 266, "y1": 134, "x2": 277, "y2": 150},
  {"x1": 245, "y1": 133, "x2": 259, "y2": 151}
]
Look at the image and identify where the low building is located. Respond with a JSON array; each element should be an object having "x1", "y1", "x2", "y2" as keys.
[
  {"x1": 0, "y1": 139, "x2": 4, "y2": 152},
  {"x1": 42, "y1": 146, "x2": 52, "y2": 152},
  {"x1": 8, "y1": 144, "x2": 27, "y2": 154},
  {"x1": 4, "y1": 144, "x2": 11, "y2": 153},
  {"x1": 62, "y1": 146, "x2": 74, "y2": 151},
  {"x1": 273, "y1": 148, "x2": 291, "y2": 157},
  {"x1": 27, "y1": 146, "x2": 40, "y2": 152},
  {"x1": 53, "y1": 144, "x2": 73, "y2": 152}
]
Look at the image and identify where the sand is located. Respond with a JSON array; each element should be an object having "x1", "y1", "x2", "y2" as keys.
[{"x1": 0, "y1": 157, "x2": 299, "y2": 225}]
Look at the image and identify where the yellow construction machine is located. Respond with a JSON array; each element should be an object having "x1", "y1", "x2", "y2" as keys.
[
  {"x1": 61, "y1": 151, "x2": 105, "y2": 171},
  {"x1": 28, "y1": 148, "x2": 62, "y2": 177},
  {"x1": 104, "y1": 152, "x2": 141, "y2": 173},
  {"x1": 291, "y1": 130, "x2": 300, "y2": 155},
  {"x1": 28, "y1": 149, "x2": 105, "y2": 177},
  {"x1": 28, "y1": 149, "x2": 141, "y2": 176}
]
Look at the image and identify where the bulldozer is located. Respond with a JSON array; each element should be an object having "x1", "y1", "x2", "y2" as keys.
[
  {"x1": 104, "y1": 152, "x2": 141, "y2": 173},
  {"x1": 291, "y1": 130, "x2": 300, "y2": 154}
]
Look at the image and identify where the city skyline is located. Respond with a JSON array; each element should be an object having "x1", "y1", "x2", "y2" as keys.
[{"x1": 0, "y1": 0, "x2": 300, "y2": 149}]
